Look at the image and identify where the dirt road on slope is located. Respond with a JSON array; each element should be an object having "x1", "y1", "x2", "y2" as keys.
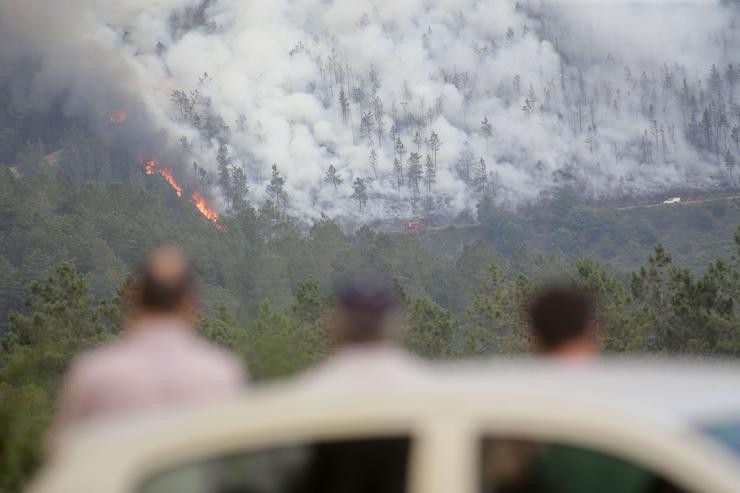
[{"x1": 614, "y1": 193, "x2": 740, "y2": 211}]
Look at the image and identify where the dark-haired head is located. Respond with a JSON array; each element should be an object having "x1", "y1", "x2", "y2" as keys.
[
  {"x1": 330, "y1": 271, "x2": 399, "y2": 347},
  {"x1": 135, "y1": 247, "x2": 195, "y2": 320},
  {"x1": 527, "y1": 285, "x2": 598, "y2": 355}
]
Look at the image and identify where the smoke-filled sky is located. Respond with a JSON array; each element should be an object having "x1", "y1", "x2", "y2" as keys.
[{"x1": 1, "y1": 0, "x2": 738, "y2": 224}]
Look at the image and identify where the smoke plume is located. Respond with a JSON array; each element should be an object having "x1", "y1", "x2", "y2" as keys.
[{"x1": 1, "y1": 0, "x2": 738, "y2": 224}]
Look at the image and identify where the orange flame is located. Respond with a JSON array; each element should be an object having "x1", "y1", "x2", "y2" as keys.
[
  {"x1": 144, "y1": 158, "x2": 222, "y2": 228},
  {"x1": 145, "y1": 159, "x2": 157, "y2": 175},
  {"x1": 192, "y1": 192, "x2": 220, "y2": 224},
  {"x1": 144, "y1": 159, "x2": 182, "y2": 197},
  {"x1": 159, "y1": 168, "x2": 183, "y2": 198},
  {"x1": 110, "y1": 110, "x2": 128, "y2": 124}
]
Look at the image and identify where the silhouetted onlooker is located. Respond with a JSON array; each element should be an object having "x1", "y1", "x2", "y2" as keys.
[
  {"x1": 528, "y1": 286, "x2": 599, "y2": 360},
  {"x1": 50, "y1": 247, "x2": 247, "y2": 449},
  {"x1": 524, "y1": 285, "x2": 661, "y2": 493},
  {"x1": 299, "y1": 271, "x2": 426, "y2": 388},
  {"x1": 290, "y1": 272, "x2": 423, "y2": 493}
]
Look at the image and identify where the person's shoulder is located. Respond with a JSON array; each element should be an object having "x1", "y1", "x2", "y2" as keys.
[
  {"x1": 64, "y1": 340, "x2": 130, "y2": 389},
  {"x1": 191, "y1": 337, "x2": 248, "y2": 382}
]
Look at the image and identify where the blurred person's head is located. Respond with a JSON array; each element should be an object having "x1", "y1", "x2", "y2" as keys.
[
  {"x1": 133, "y1": 246, "x2": 196, "y2": 326},
  {"x1": 329, "y1": 271, "x2": 400, "y2": 349},
  {"x1": 527, "y1": 285, "x2": 599, "y2": 358}
]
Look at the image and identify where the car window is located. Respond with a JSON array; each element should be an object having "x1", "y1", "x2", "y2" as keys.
[
  {"x1": 702, "y1": 421, "x2": 740, "y2": 457},
  {"x1": 480, "y1": 438, "x2": 686, "y2": 493},
  {"x1": 137, "y1": 436, "x2": 410, "y2": 493}
]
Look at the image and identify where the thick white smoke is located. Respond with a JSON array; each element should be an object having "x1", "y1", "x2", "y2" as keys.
[{"x1": 1, "y1": 0, "x2": 738, "y2": 224}]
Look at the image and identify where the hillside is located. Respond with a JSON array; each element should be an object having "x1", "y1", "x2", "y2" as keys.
[
  {"x1": 2, "y1": 1, "x2": 740, "y2": 223},
  {"x1": 4, "y1": 2, "x2": 740, "y2": 492},
  {"x1": 1, "y1": 82, "x2": 740, "y2": 493}
]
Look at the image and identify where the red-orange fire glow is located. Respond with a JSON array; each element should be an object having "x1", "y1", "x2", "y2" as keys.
[
  {"x1": 145, "y1": 159, "x2": 157, "y2": 175},
  {"x1": 110, "y1": 110, "x2": 128, "y2": 124},
  {"x1": 192, "y1": 192, "x2": 220, "y2": 224},
  {"x1": 144, "y1": 158, "x2": 221, "y2": 227},
  {"x1": 159, "y1": 168, "x2": 183, "y2": 198},
  {"x1": 144, "y1": 159, "x2": 182, "y2": 197}
]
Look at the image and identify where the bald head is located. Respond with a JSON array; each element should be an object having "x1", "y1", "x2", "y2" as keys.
[{"x1": 137, "y1": 247, "x2": 194, "y2": 315}]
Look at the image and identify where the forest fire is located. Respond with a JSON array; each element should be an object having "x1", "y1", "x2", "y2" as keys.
[
  {"x1": 145, "y1": 159, "x2": 157, "y2": 175},
  {"x1": 159, "y1": 168, "x2": 183, "y2": 198},
  {"x1": 109, "y1": 110, "x2": 128, "y2": 124},
  {"x1": 145, "y1": 159, "x2": 182, "y2": 197},
  {"x1": 192, "y1": 192, "x2": 220, "y2": 225},
  {"x1": 144, "y1": 159, "x2": 220, "y2": 227}
]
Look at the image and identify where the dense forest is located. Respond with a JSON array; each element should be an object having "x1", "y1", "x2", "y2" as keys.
[
  {"x1": 1, "y1": 110, "x2": 740, "y2": 491},
  {"x1": 2, "y1": 0, "x2": 740, "y2": 488}
]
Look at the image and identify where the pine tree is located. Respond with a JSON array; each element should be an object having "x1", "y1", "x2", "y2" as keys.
[
  {"x1": 236, "y1": 114, "x2": 247, "y2": 135},
  {"x1": 726, "y1": 63, "x2": 736, "y2": 99},
  {"x1": 266, "y1": 164, "x2": 287, "y2": 212},
  {"x1": 428, "y1": 131, "x2": 441, "y2": 168},
  {"x1": 360, "y1": 111, "x2": 375, "y2": 143},
  {"x1": 216, "y1": 140, "x2": 231, "y2": 197},
  {"x1": 506, "y1": 26, "x2": 515, "y2": 41},
  {"x1": 369, "y1": 149, "x2": 378, "y2": 180},
  {"x1": 513, "y1": 74, "x2": 521, "y2": 95},
  {"x1": 394, "y1": 137, "x2": 407, "y2": 166},
  {"x1": 351, "y1": 177, "x2": 368, "y2": 211},
  {"x1": 338, "y1": 88, "x2": 350, "y2": 124},
  {"x1": 412, "y1": 131, "x2": 423, "y2": 152},
  {"x1": 725, "y1": 149, "x2": 736, "y2": 177},
  {"x1": 390, "y1": 120, "x2": 400, "y2": 149},
  {"x1": 585, "y1": 126, "x2": 595, "y2": 155},
  {"x1": 230, "y1": 166, "x2": 249, "y2": 210},
  {"x1": 457, "y1": 141, "x2": 475, "y2": 183},
  {"x1": 731, "y1": 125, "x2": 740, "y2": 155},
  {"x1": 369, "y1": 64, "x2": 381, "y2": 93},
  {"x1": 324, "y1": 164, "x2": 343, "y2": 191},
  {"x1": 660, "y1": 126, "x2": 669, "y2": 163},
  {"x1": 480, "y1": 116, "x2": 492, "y2": 144},
  {"x1": 701, "y1": 108, "x2": 713, "y2": 152},
  {"x1": 522, "y1": 96, "x2": 534, "y2": 114},
  {"x1": 393, "y1": 158, "x2": 404, "y2": 190},
  {"x1": 475, "y1": 158, "x2": 488, "y2": 193},
  {"x1": 709, "y1": 64, "x2": 722, "y2": 100},
  {"x1": 424, "y1": 154, "x2": 436, "y2": 194},
  {"x1": 647, "y1": 103, "x2": 656, "y2": 122},
  {"x1": 373, "y1": 97, "x2": 384, "y2": 146},
  {"x1": 406, "y1": 152, "x2": 423, "y2": 206}
]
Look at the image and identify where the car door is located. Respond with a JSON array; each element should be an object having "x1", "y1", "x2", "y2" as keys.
[
  {"x1": 475, "y1": 417, "x2": 740, "y2": 493},
  {"x1": 28, "y1": 393, "x2": 431, "y2": 493},
  {"x1": 135, "y1": 435, "x2": 413, "y2": 493}
]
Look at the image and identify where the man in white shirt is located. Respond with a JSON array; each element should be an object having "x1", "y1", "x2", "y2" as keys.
[
  {"x1": 288, "y1": 272, "x2": 425, "y2": 493},
  {"x1": 50, "y1": 247, "x2": 247, "y2": 447},
  {"x1": 299, "y1": 271, "x2": 427, "y2": 389}
]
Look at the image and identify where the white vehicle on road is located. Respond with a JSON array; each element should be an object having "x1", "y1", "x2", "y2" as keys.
[
  {"x1": 663, "y1": 197, "x2": 682, "y2": 205},
  {"x1": 29, "y1": 361, "x2": 740, "y2": 493}
]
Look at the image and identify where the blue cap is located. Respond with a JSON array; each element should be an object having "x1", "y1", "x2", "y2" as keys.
[{"x1": 336, "y1": 271, "x2": 396, "y2": 312}]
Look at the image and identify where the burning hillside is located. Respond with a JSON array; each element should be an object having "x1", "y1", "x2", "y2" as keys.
[
  {"x1": 192, "y1": 192, "x2": 220, "y2": 224},
  {"x1": 144, "y1": 159, "x2": 220, "y2": 227}
]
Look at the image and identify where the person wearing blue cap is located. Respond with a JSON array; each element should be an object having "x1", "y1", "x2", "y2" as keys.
[
  {"x1": 298, "y1": 270, "x2": 427, "y2": 389},
  {"x1": 283, "y1": 272, "x2": 425, "y2": 493}
]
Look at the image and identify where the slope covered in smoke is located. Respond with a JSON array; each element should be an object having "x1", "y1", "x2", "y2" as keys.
[{"x1": 1, "y1": 0, "x2": 739, "y2": 224}]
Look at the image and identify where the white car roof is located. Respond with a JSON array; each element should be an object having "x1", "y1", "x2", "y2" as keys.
[
  {"x1": 32, "y1": 359, "x2": 740, "y2": 493},
  {"x1": 432, "y1": 358, "x2": 740, "y2": 424},
  {"x1": 66, "y1": 357, "x2": 740, "y2": 445}
]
